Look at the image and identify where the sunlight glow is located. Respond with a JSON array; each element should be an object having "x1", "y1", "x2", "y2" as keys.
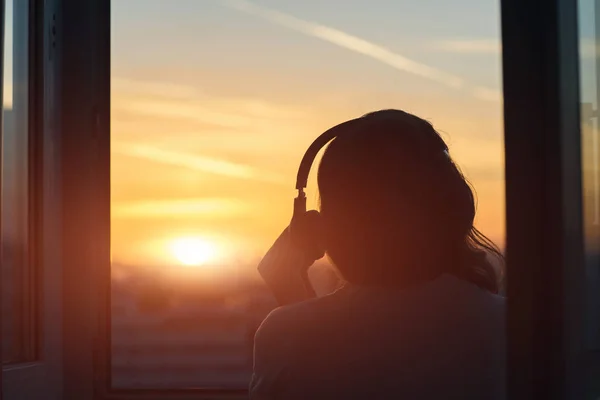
[{"x1": 170, "y1": 237, "x2": 219, "y2": 267}]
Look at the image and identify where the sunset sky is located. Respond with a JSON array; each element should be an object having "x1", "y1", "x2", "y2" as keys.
[
  {"x1": 107, "y1": 0, "x2": 600, "y2": 268},
  {"x1": 109, "y1": 0, "x2": 509, "y2": 268},
  {"x1": 2, "y1": 0, "x2": 593, "y2": 269}
]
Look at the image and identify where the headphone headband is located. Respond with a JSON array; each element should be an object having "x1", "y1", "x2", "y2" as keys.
[
  {"x1": 295, "y1": 114, "x2": 451, "y2": 193},
  {"x1": 295, "y1": 118, "x2": 364, "y2": 191}
]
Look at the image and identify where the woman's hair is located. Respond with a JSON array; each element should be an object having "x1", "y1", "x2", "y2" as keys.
[{"x1": 317, "y1": 109, "x2": 504, "y2": 294}]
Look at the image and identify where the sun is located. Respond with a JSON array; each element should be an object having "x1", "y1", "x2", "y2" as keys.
[{"x1": 170, "y1": 237, "x2": 218, "y2": 267}]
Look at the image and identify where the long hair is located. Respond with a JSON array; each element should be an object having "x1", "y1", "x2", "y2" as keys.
[{"x1": 317, "y1": 109, "x2": 504, "y2": 294}]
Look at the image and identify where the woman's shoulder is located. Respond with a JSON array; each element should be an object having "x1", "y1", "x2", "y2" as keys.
[
  {"x1": 255, "y1": 287, "x2": 349, "y2": 342},
  {"x1": 440, "y1": 273, "x2": 506, "y2": 305},
  {"x1": 260, "y1": 289, "x2": 341, "y2": 326},
  {"x1": 256, "y1": 274, "x2": 505, "y2": 342}
]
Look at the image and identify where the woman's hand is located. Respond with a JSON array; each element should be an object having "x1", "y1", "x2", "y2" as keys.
[{"x1": 257, "y1": 222, "x2": 318, "y2": 306}]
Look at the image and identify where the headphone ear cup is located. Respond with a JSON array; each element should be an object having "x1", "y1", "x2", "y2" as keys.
[{"x1": 290, "y1": 210, "x2": 326, "y2": 262}]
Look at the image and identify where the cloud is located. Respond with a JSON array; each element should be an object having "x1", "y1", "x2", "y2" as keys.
[
  {"x1": 117, "y1": 98, "x2": 258, "y2": 129},
  {"x1": 470, "y1": 86, "x2": 502, "y2": 102},
  {"x1": 112, "y1": 77, "x2": 199, "y2": 99},
  {"x1": 116, "y1": 96, "x2": 307, "y2": 129},
  {"x1": 113, "y1": 143, "x2": 286, "y2": 184},
  {"x1": 112, "y1": 197, "x2": 250, "y2": 218},
  {"x1": 431, "y1": 39, "x2": 500, "y2": 54},
  {"x1": 221, "y1": 0, "x2": 504, "y2": 102},
  {"x1": 112, "y1": 77, "x2": 311, "y2": 131},
  {"x1": 221, "y1": 0, "x2": 464, "y2": 89},
  {"x1": 432, "y1": 38, "x2": 599, "y2": 60}
]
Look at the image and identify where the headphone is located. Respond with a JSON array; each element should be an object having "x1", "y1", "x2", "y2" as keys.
[
  {"x1": 288, "y1": 112, "x2": 452, "y2": 263},
  {"x1": 289, "y1": 117, "x2": 368, "y2": 262}
]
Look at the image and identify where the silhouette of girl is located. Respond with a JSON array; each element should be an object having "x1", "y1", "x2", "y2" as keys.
[{"x1": 252, "y1": 109, "x2": 506, "y2": 400}]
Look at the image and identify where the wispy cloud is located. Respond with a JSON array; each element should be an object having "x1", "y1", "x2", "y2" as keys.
[
  {"x1": 112, "y1": 77, "x2": 199, "y2": 99},
  {"x1": 221, "y1": 0, "x2": 464, "y2": 89},
  {"x1": 221, "y1": 0, "x2": 503, "y2": 102},
  {"x1": 113, "y1": 197, "x2": 250, "y2": 218},
  {"x1": 112, "y1": 77, "x2": 311, "y2": 131},
  {"x1": 113, "y1": 143, "x2": 286, "y2": 184},
  {"x1": 117, "y1": 98, "x2": 258, "y2": 129},
  {"x1": 116, "y1": 97, "x2": 308, "y2": 129},
  {"x1": 470, "y1": 86, "x2": 502, "y2": 103},
  {"x1": 432, "y1": 37, "x2": 599, "y2": 59},
  {"x1": 431, "y1": 39, "x2": 500, "y2": 54}
]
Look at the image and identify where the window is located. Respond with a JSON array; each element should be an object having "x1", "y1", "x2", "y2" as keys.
[
  {"x1": 25, "y1": 0, "x2": 592, "y2": 399},
  {"x1": 1, "y1": 0, "x2": 62, "y2": 398},
  {"x1": 578, "y1": 0, "x2": 600, "y2": 395},
  {"x1": 109, "y1": 0, "x2": 505, "y2": 393},
  {"x1": 579, "y1": 0, "x2": 600, "y2": 351},
  {"x1": 1, "y1": 0, "x2": 33, "y2": 366}
]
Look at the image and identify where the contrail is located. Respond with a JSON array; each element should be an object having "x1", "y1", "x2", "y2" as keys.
[
  {"x1": 221, "y1": 0, "x2": 464, "y2": 89},
  {"x1": 113, "y1": 143, "x2": 286, "y2": 184}
]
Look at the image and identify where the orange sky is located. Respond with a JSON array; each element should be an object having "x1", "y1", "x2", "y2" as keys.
[
  {"x1": 110, "y1": 71, "x2": 506, "y2": 268},
  {"x1": 109, "y1": 0, "x2": 511, "y2": 270},
  {"x1": 109, "y1": 0, "x2": 600, "y2": 269},
  {"x1": 0, "y1": 0, "x2": 592, "y2": 281},
  {"x1": 103, "y1": 0, "x2": 599, "y2": 270}
]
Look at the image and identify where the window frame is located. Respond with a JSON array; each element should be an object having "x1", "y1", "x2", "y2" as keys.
[
  {"x1": 44, "y1": 0, "x2": 109, "y2": 399},
  {"x1": 584, "y1": 0, "x2": 600, "y2": 395},
  {"x1": 48, "y1": 0, "x2": 593, "y2": 398},
  {"x1": 1, "y1": 0, "x2": 62, "y2": 399},
  {"x1": 501, "y1": 0, "x2": 591, "y2": 398},
  {"x1": 2, "y1": 0, "x2": 35, "y2": 366},
  {"x1": 0, "y1": 2, "x2": 5, "y2": 393}
]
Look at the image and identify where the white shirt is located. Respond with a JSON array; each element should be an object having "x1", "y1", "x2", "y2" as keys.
[{"x1": 250, "y1": 273, "x2": 506, "y2": 399}]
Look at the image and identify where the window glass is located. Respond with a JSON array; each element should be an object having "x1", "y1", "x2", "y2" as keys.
[
  {"x1": 579, "y1": 0, "x2": 600, "y2": 351},
  {"x1": 578, "y1": 0, "x2": 600, "y2": 395},
  {"x1": 111, "y1": 0, "x2": 505, "y2": 388},
  {"x1": 1, "y1": 0, "x2": 33, "y2": 364}
]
